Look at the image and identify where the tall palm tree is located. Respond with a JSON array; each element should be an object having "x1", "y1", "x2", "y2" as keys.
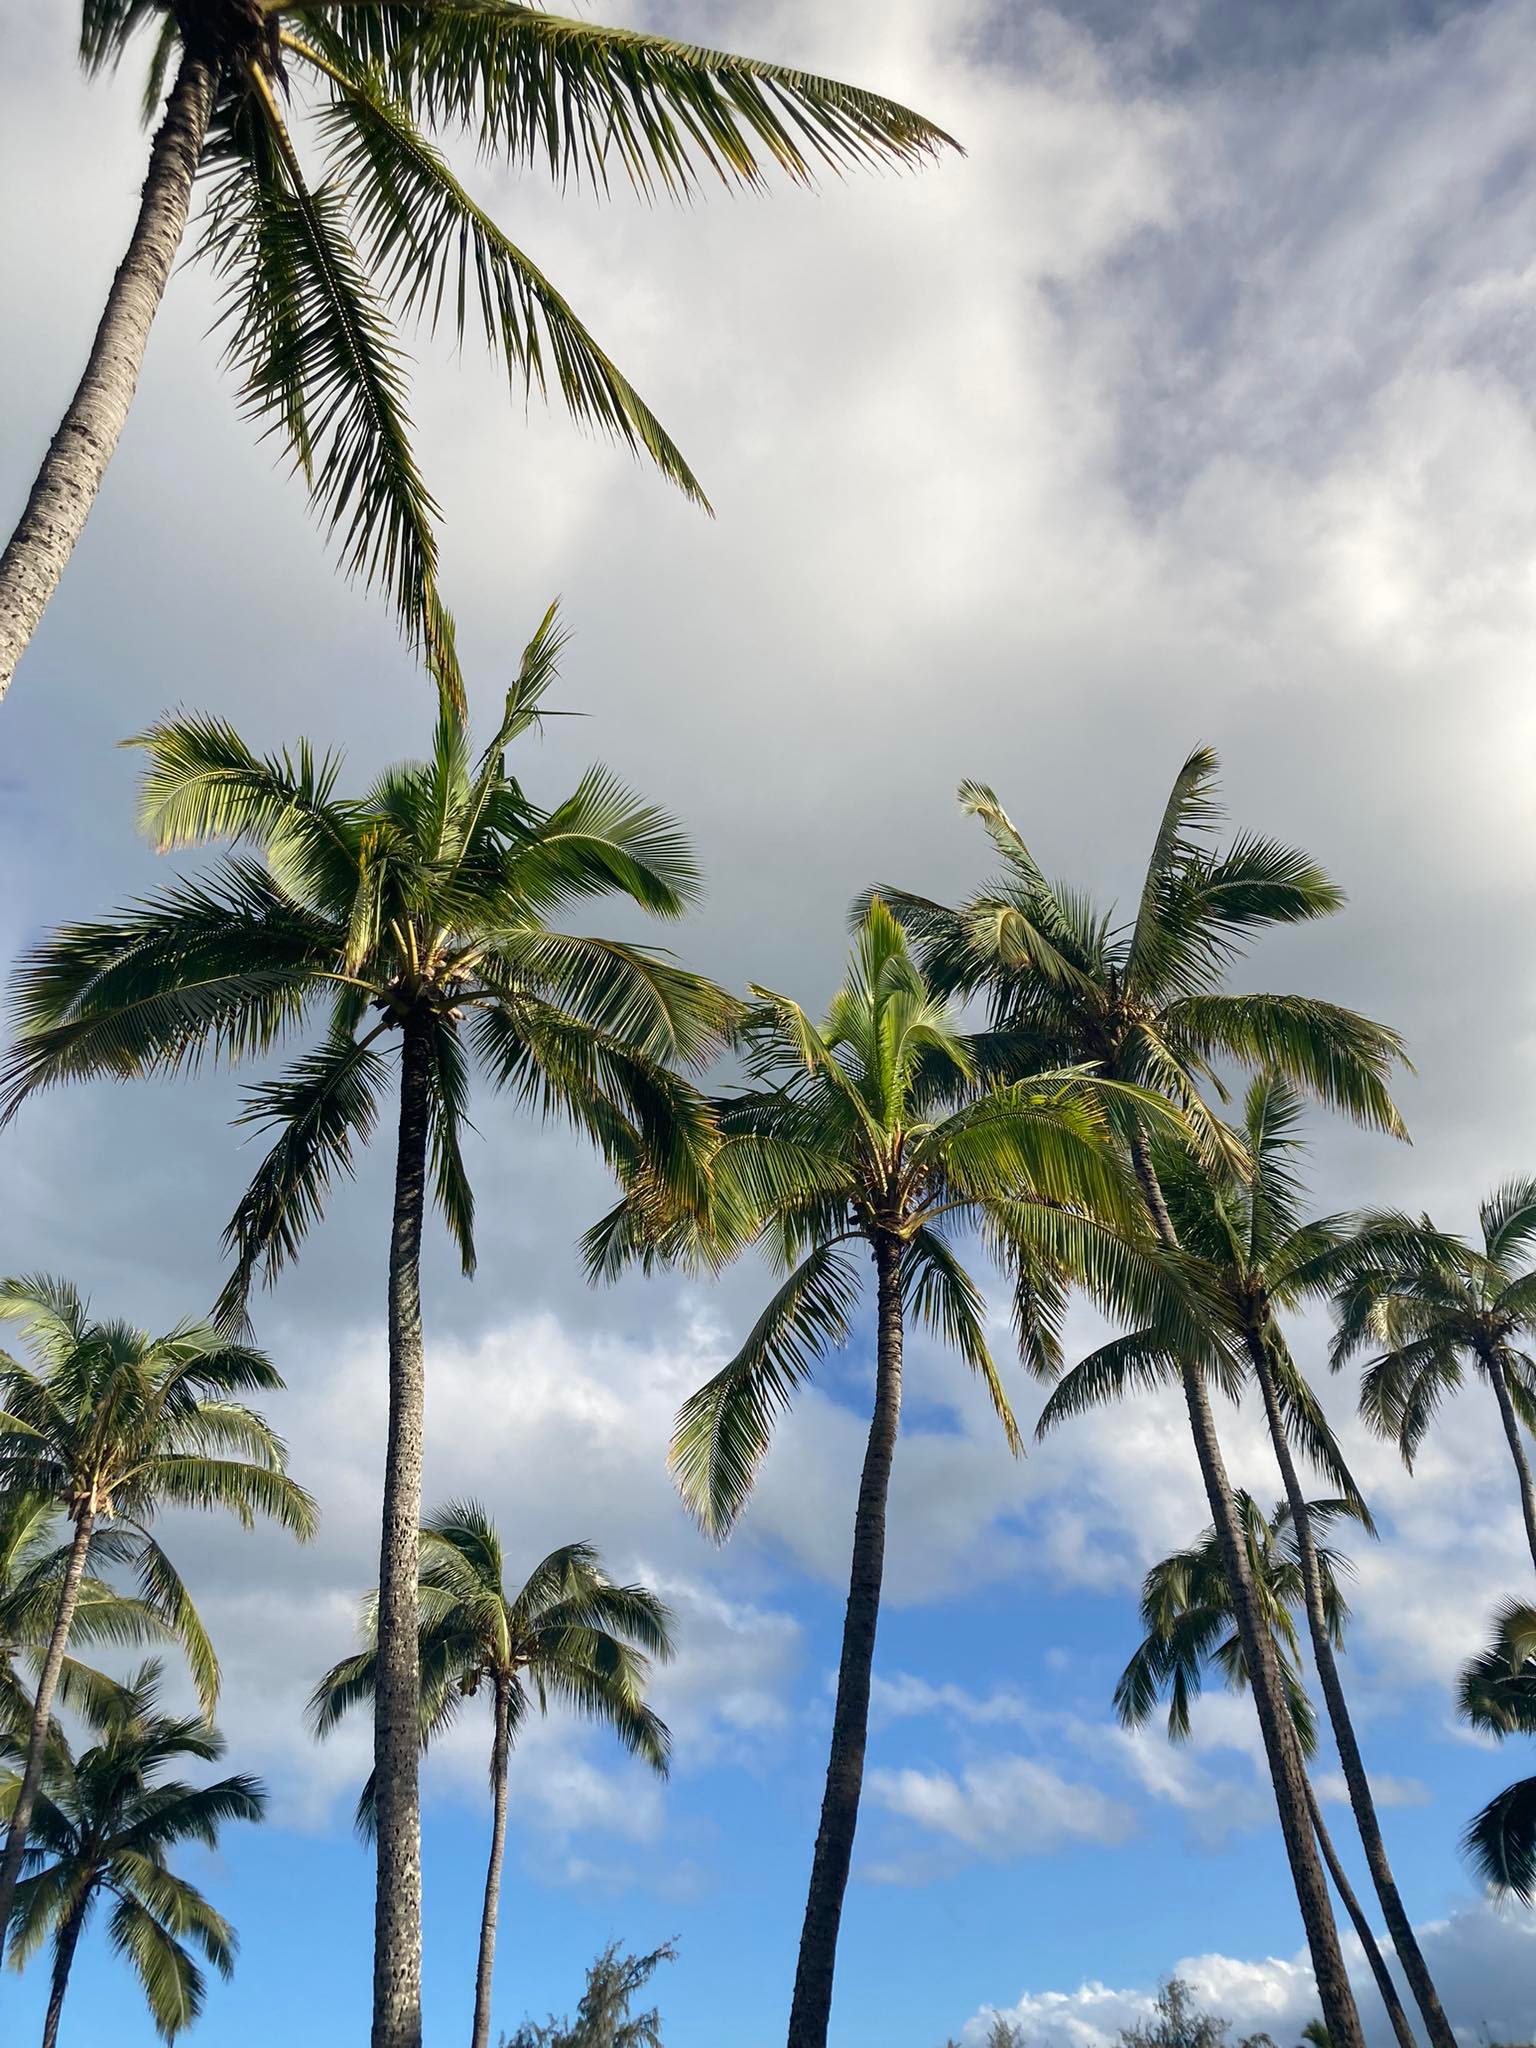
[
  {"x1": 1117, "y1": 1496, "x2": 1418, "y2": 2048},
  {"x1": 1331, "y1": 1183, "x2": 1536, "y2": 1574},
  {"x1": 0, "y1": 1274, "x2": 314, "y2": 1961},
  {"x1": 876, "y1": 749, "x2": 1407, "y2": 2048},
  {"x1": 590, "y1": 897, "x2": 1165, "y2": 2048},
  {"x1": 1455, "y1": 1598, "x2": 1536, "y2": 1903},
  {"x1": 0, "y1": 2, "x2": 954, "y2": 705},
  {"x1": 0, "y1": 611, "x2": 734, "y2": 2048},
  {"x1": 0, "y1": 1489, "x2": 183, "y2": 1750},
  {"x1": 1041, "y1": 1075, "x2": 1453, "y2": 2048},
  {"x1": 1, "y1": 1660, "x2": 264, "y2": 2046},
  {"x1": 310, "y1": 1505, "x2": 674, "y2": 2048}
]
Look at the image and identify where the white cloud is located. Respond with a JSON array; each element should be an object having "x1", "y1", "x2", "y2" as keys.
[
  {"x1": 962, "y1": 1902, "x2": 1536, "y2": 2048},
  {"x1": 867, "y1": 1754, "x2": 1137, "y2": 1861}
]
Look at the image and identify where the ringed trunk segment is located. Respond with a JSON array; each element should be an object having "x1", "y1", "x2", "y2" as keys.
[
  {"x1": 0, "y1": 1508, "x2": 96, "y2": 1958},
  {"x1": 0, "y1": 48, "x2": 217, "y2": 702},
  {"x1": 470, "y1": 1679, "x2": 513, "y2": 2048},
  {"x1": 1306, "y1": 1778, "x2": 1419, "y2": 2048},
  {"x1": 1127, "y1": 1131, "x2": 1366, "y2": 2048},
  {"x1": 785, "y1": 1231, "x2": 904, "y2": 2048},
  {"x1": 372, "y1": 1019, "x2": 433, "y2": 2048},
  {"x1": 1485, "y1": 1350, "x2": 1536, "y2": 1576},
  {"x1": 40, "y1": 1889, "x2": 92, "y2": 2048},
  {"x1": 1247, "y1": 1328, "x2": 1454, "y2": 2048}
]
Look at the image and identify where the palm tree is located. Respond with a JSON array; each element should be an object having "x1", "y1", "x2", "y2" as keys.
[
  {"x1": 1041, "y1": 1074, "x2": 1453, "y2": 2048},
  {"x1": 1, "y1": 1660, "x2": 264, "y2": 2046},
  {"x1": 0, "y1": 2, "x2": 954, "y2": 706},
  {"x1": 0, "y1": 612, "x2": 734, "y2": 2048},
  {"x1": 0, "y1": 1489, "x2": 183, "y2": 1750},
  {"x1": 590, "y1": 897, "x2": 1163, "y2": 2048},
  {"x1": 876, "y1": 748, "x2": 1407, "y2": 2048},
  {"x1": 0, "y1": 1274, "x2": 314, "y2": 1961},
  {"x1": 1331, "y1": 1183, "x2": 1536, "y2": 1574},
  {"x1": 1456, "y1": 1598, "x2": 1536, "y2": 1902},
  {"x1": 1116, "y1": 1496, "x2": 1418, "y2": 2048},
  {"x1": 311, "y1": 1505, "x2": 674, "y2": 2048}
]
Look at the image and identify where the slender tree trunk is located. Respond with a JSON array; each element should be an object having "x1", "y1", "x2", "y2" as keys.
[
  {"x1": 373, "y1": 1020, "x2": 432, "y2": 2048},
  {"x1": 39, "y1": 1888, "x2": 91, "y2": 2048},
  {"x1": 0, "y1": 46, "x2": 217, "y2": 703},
  {"x1": 1127, "y1": 1132, "x2": 1365, "y2": 2048},
  {"x1": 786, "y1": 1231, "x2": 904, "y2": 2048},
  {"x1": 0, "y1": 1509, "x2": 95, "y2": 1958},
  {"x1": 1485, "y1": 1350, "x2": 1536, "y2": 1575},
  {"x1": 469, "y1": 1677, "x2": 512, "y2": 2048},
  {"x1": 1247, "y1": 1327, "x2": 1454, "y2": 2048},
  {"x1": 1305, "y1": 1778, "x2": 1418, "y2": 2048}
]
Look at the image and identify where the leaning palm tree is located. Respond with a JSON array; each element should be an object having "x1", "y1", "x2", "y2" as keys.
[
  {"x1": 1117, "y1": 1496, "x2": 1418, "y2": 2048},
  {"x1": 0, "y1": 2, "x2": 954, "y2": 705},
  {"x1": 1456, "y1": 1598, "x2": 1536, "y2": 1903},
  {"x1": 0, "y1": 1274, "x2": 315, "y2": 1961},
  {"x1": 0, "y1": 611, "x2": 734, "y2": 2048},
  {"x1": 1331, "y1": 1183, "x2": 1536, "y2": 1575},
  {"x1": 1041, "y1": 1075, "x2": 1453, "y2": 2048},
  {"x1": 875, "y1": 748, "x2": 1407, "y2": 2048},
  {"x1": 590, "y1": 897, "x2": 1166, "y2": 2048},
  {"x1": 1, "y1": 1660, "x2": 264, "y2": 2046},
  {"x1": 0, "y1": 1489, "x2": 184, "y2": 1752},
  {"x1": 311, "y1": 1505, "x2": 674, "y2": 2048}
]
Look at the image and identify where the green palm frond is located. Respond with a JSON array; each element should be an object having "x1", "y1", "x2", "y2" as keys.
[
  {"x1": 1163, "y1": 993, "x2": 1407, "y2": 1138},
  {"x1": 1463, "y1": 1776, "x2": 1536, "y2": 1904},
  {"x1": 334, "y1": 3, "x2": 956, "y2": 193},
  {"x1": 903, "y1": 1227, "x2": 1020, "y2": 1454},
  {"x1": 670, "y1": 1243, "x2": 862, "y2": 1537}
]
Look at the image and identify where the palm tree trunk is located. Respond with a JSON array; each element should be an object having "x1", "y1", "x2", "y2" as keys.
[
  {"x1": 1247, "y1": 1327, "x2": 1454, "y2": 2048},
  {"x1": 1305, "y1": 1777, "x2": 1418, "y2": 2048},
  {"x1": 469, "y1": 1676, "x2": 512, "y2": 2048},
  {"x1": 1485, "y1": 1351, "x2": 1536, "y2": 1575},
  {"x1": 373, "y1": 1019, "x2": 432, "y2": 2048},
  {"x1": 0, "y1": 45, "x2": 217, "y2": 703},
  {"x1": 1127, "y1": 1131, "x2": 1364, "y2": 2048},
  {"x1": 786, "y1": 1231, "x2": 904, "y2": 2048},
  {"x1": 39, "y1": 1887, "x2": 91, "y2": 2048},
  {"x1": 0, "y1": 1509, "x2": 95, "y2": 1960}
]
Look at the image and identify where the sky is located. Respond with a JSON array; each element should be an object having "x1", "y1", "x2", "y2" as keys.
[{"x1": 4, "y1": 0, "x2": 1536, "y2": 2042}]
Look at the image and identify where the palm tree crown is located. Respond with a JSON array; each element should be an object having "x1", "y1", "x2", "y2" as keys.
[
  {"x1": 3, "y1": 1660, "x2": 265, "y2": 2044},
  {"x1": 1331, "y1": 1184, "x2": 1536, "y2": 1548},
  {"x1": 1, "y1": 608, "x2": 734, "y2": 1320},
  {"x1": 1457, "y1": 1599, "x2": 1536, "y2": 1903},
  {"x1": 310, "y1": 1503, "x2": 674, "y2": 1793},
  {"x1": 29, "y1": 1, "x2": 953, "y2": 702},
  {"x1": 0, "y1": 1274, "x2": 317, "y2": 1710}
]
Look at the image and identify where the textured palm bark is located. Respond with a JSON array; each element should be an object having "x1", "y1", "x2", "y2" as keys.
[
  {"x1": 469, "y1": 1677, "x2": 512, "y2": 2048},
  {"x1": 40, "y1": 1887, "x2": 92, "y2": 2048},
  {"x1": 786, "y1": 1232, "x2": 904, "y2": 2048},
  {"x1": 1247, "y1": 1328, "x2": 1453, "y2": 2048},
  {"x1": 1306, "y1": 1779, "x2": 1418, "y2": 2048},
  {"x1": 1128, "y1": 1131, "x2": 1365, "y2": 2048},
  {"x1": 1485, "y1": 1350, "x2": 1536, "y2": 1575},
  {"x1": 0, "y1": 47, "x2": 217, "y2": 702},
  {"x1": 373, "y1": 1021, "x2": 432, "y2": 2048},
  {"x1": 0, "y1": 1508, "x2": 95, "y2": 1959}
]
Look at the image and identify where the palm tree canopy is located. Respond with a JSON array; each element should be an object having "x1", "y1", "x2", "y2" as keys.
[
  {"x1": 870, "y1": 747, "x2": 1407, "y2": 1159},
  {"x1": 1, "y1": 611, "x2": 738, "y2": 1330},
  {"x1": 1330, "y1": 1181, "x2": 1536, "y2": 1464},
  {"x1": 1115, "y1": 1492, "x2": 1362, "y2": 1757},
  {"x1": 590, "y1": 896, "x2": 1191, "y2": 1538},
  {"x1": 0, "y1": 1274, "x2": 317, "y2": 1710},
  {"x1": 309, "y1": 1500, "x2": 674, "y2": 1828},
  {"x1": 0, "y1": 1490, "x2": 184, "y2": 1746},
  {"x1": 1038, "y1": 1075, "x2": 1373, "y2": 1516},
  {"x1": 75, "y1": 1, "x2": 954, "y2": 699},
  {"x1": 2, "y1": 1660, "x2": 263, "y2": 2040},
  {"x1": 1456, "y1": 1600, "x2": 1536, "y2": 1903}
]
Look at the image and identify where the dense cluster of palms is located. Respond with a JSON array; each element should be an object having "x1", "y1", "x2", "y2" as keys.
[{"x1": 3, "y1": 6, "x2": 1534, "y2": 2048}]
